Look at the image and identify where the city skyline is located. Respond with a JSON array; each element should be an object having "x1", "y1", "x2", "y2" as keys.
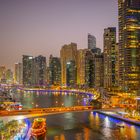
[
  {"x1": 0, "y1": 0, "x2": 118, "y2": 69},
  {"x1": 0, "y1": 1, "x2": 140, "y2": 140}
]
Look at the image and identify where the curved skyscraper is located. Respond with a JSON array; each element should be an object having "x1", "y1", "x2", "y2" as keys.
[{"x1": 88, "y1": 33, "x2": 96, "y2": 49}]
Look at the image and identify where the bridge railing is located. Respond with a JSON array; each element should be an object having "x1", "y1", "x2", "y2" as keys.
[{"x1": 0, "y1": 106, "x2": 93, "y2": 117}]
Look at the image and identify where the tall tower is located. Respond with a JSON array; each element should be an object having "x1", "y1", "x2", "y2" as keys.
[
  {"x1": 104, "y1": 27, "x2": 116, "y2": 89},
  {"x1": 118, "y1": 0, "x2": 140, "y2": 94},
  {"x1": 85, "y1": 50, "x2": 94, "y2": 88},
  {"x1": 0, "y1": 66, "x2": 6, "y2": 82},
  {"x1": 66, "y1": 60, "x2": 77, "y2": 87},
  {"x1": 14, "y1": 63, "x2": 22, "y2": 84},
  {"x1": 88, "y1": 33, "x2": 96, "y2": 49},
  {"x1": 77, "y1": 49, "x2": 88, "y2": 86},
  {"x1": 60, "y1": 43, "x2": 77, "y2": 86},
  {"x1": 34, "y1": 55, "x2": 46, "y2": 86},
  {"x1": 49, "y1": 55, "x2": 61, "y2": 86},
  {"x1": 22, "y1": 55, "x2": 34, "y2": 86},
  {"x1": 115, "y1": 43, "x2": 119, "y2": 86},
  {"x1": 77, "y1": 49, "x2": 103, "y2": 88},
  {"x1": 6, "y1": 69, "x2": 13, "y2": 84},
  {"x1": 94, "y1": 53, "x2": 104, "y2": 88}
]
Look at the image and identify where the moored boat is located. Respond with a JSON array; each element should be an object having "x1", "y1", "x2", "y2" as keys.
[
  {"x1": 10, "y1": 102, "x2": 23, "y2": 110},
  {"x1": 31, "y1": 118, "x2": 46, "y2": 139}
]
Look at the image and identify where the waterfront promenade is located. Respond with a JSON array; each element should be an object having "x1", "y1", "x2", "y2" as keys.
[{"x1": 96, "y1": 110, "x2": 140, "y2": 127}]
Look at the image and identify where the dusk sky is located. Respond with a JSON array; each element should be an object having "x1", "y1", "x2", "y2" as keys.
[{"x1": 0, "y1": 0, "x2": 118, "y2": 69}]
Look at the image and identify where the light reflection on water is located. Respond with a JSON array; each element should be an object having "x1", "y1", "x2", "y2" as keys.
[
  {"x1": 42, "y1": 111, "x2": 140, "y2": 140},
  {"x1": 2, "y1": 91, "x2": 140, "y2": 140},
  {"x1": 20, "y1": 91, "x2": 90, "y2": 109}
]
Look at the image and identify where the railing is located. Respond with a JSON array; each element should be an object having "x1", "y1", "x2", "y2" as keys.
[{"x1": 0, "y1": 106, "x2": 93, "y2": 117}]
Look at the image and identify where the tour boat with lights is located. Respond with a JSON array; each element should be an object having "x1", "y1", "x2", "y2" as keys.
[
  {"x1": 10, "y1": 102, "x2": 23, "y2": 110},
  {"x1": 31, "y1": 118, "x2": 47, "y2": 139}
]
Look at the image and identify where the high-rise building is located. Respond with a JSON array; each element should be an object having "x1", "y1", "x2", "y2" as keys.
[
  {"x1": 66, "y1": 60, "x2": 77, "y2": 87},
  {"x1": 6, "y1": 69, "x2": 13, "y2": 84},
  {"x1": 85, "y1": 50, "x2": 94, "y2": 87},
  {"x1": 77, "y1": 49, "x2": 88, "y2": 86},
  {"x1": 0, "y1": 66, "x2": 6, "y2": 82},
  {"x1": 115, "y1": 43, "x2": 119, "y2": 86},
  {"x1": 91, "y1": 48, "x2": 101, "y2": 55},
  {"x1": 34, "y1": 55, "x2": 46, "y2": 86},
  {"x1": 94, "y1": 53, "x2": 104, "y2": 88},
  {"x1": 46, "y1": 67, "x2": 50, "y2": 86},
  {"x1": 118, "y1": 0, "x2": 140, "y2": 94},
  {"x1": 88, "y1": 33, "x2": 96, "y2": 49},
  {"x1": 60, "y1": 43, "x2": 77, "y2": 86},
  {"x1": 22, "y1": 55, "x2": 34, "y2": 86},
  {"x1": 49, "y1": 55, "x2": 61, "y2": 86},
  {"x1": 103, "y1": 27, "x2": 116, "y2": 89},
  {"x1": 14, "y1": 63, "x2": 22, "y2": 84},
  {"x1": 77, "y1": 48, "x2": 103, "y2": 88}
]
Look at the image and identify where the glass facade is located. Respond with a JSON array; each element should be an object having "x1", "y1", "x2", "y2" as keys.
[
  {"x1": 49, "y1": 55, "x2": 61, "y2": 86},
  {"x1": 118, "y1": 0, "x2": 140, "y2": 94}
]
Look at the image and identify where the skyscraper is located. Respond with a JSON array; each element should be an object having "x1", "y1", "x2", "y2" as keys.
[
  {"x1": 118, "y1": 0, "x2": 140, "y2": 94},
  {"x1": 0, "y1": 66, "x2": 6, "y2": 82},
  {"x1": 115, "y1": 43, "x2": 119, "y2": 86},
  {"x1": 77, "y1": 49, "x2": 88, "y2": 86},
  {"x1": 34, "y1": 55, "x2": 46, "y2": 86},
  {"x1": 22, "y1": 55, "x2": 34, "y2": 86},
  {"x1": 60, "y1": 43, "x2": 77, "y2": 86},
  {"x1": 77, "y1": 49, "x2": 103, "y2": 88},
  {"x1": 14, "y1": 63, "x2": 22, "y2": 84},
  {"x1": 88, "y1": 33, "x2": 96, "y2": 49},
  {"x1": 85, "y1": 50, "x2": 94, "y2": 87},
  {"x1": 66, "y1": 60, "x2": 77, "y2": 87},
  {"x1": 94, "y1": 53, "x2": 104, "y2": 88},
  {"x1": 6, "y1": 69, "x2": 13, "y2": 84},
  {"x1": 46, "y1": 66, "x2": 50, "y2": 86},
  {"x1": 103, "y1": 27, "x2": 116, "y2": 89},
  {"x1": 49, "y1": 55, "x2": 61, "y2": 86}
]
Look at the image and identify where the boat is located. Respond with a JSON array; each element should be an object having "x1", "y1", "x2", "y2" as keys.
[
  {"x1": 10, "y1": 102, "x2": 23, "y2": 110},
  {"x1": 31, "y1": 118, "x2": 47, "y2": 139}
]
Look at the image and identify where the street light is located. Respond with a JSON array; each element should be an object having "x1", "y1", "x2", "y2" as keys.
[{"x1": 35, "y1": 104, "x2": 38, "y2": 108}]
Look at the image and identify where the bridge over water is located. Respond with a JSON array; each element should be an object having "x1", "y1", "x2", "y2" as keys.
[{"x1": 0, "y1": 106, "x2": 93, "y2": 118}]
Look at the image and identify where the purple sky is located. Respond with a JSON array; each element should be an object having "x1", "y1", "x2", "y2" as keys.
[{"x1": 0, "y1": 0, "x2": 118, "y2": 69}]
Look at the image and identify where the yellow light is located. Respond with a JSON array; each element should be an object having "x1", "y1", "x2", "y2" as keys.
[
  {"x1": 127, "y1": 26, "x2": 140, "y2": 30},
  {"x1": 128, "y1": 9, "x2": 140, "y2": 13}
]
